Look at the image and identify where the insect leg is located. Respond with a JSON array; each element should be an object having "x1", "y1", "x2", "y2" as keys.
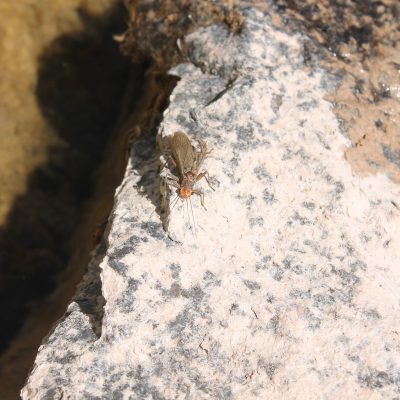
[
  {"x1": 196, "y1": 139, "x2": 212, "y2": 156},
  {"x1": 168, "y1": 181, "x2": 180, "y2": 190},
  {"x1": 161, "y1": 156, "x2": 179, "y2": 176},
  {"x1": 168, "y1": 156, "x2": 178, "y2": 169},
  {"x1": 195, "y1": 170, "x2": 215, "y2": 191},
  {"x1": 192, "y1": 189, "x2": 207, "y2": 211},
  {"x1": 166, "y1": 174, "x2": 180, "y2": 184}
]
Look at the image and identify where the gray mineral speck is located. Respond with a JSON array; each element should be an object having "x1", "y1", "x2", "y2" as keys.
[{"x1": 22, "y1": 8, "x2": 400, "y2": 400}]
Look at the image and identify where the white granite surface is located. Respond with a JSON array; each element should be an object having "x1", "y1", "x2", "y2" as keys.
[{"x1": 22, "y1": 8, "x2": 400, "y2": 400}]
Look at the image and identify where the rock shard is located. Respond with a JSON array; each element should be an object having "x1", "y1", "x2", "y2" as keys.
[{"x1": 22, "y1": 8, "x2": 400, "y2": 400}]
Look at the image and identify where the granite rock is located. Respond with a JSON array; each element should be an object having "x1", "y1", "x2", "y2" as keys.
[{"x1": 22, "y1": 8, "x2": 400, "y2": 400}]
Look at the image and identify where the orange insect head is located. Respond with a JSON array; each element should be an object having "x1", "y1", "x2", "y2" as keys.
[{"x1": 179, "y1": 187, "x2": 192, "y2": 198}]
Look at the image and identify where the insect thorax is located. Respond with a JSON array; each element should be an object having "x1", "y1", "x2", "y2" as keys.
[{"x1": 179, "y1": 187, "x2": 192, "y2": 198}]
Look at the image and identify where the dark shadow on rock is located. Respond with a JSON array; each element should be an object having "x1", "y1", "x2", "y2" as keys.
[
  {"x1": 73, "y1": 72, "x2": 178, "y2": 335},
  {"x1": 133, "y1": 136, "x2": 162, "y2": 206},
  {"x1": 126, "y1": 73, "x2": 178, "y2": 234},
  {"x1": 0, "y1": 2, "x2": 144, "y2": 355},
  {"x1": 131, "y1": 126, "x2": 170, "y2": 234},
  {"x1": 74, "y1": 239, "x2": 108, "y2": 338}
]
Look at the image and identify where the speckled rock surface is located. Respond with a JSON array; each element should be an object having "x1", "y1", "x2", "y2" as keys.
[{"x1": 22, "y1": 8, "x2": 400, "y2": 400}]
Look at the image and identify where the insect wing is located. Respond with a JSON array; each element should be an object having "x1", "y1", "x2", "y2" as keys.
[
  {"x1": 170, "y1": 132, "x2": 195, "y2": 175},
  {"x1": 194, "y1": 139, "x2": 208, "y2": 169}
]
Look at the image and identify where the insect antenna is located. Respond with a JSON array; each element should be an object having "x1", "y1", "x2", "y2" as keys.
[
  {"x1": 185, "y1": 196, "x2": 189, "y2": 223},
  {"x1": 182, "y1": 197, "x2": 194, "y2": 237},
  {"x1": 168, "y1": 194, "x2": 180, "y2": 218},
  {"x1": 146, "y1": 192, "x2": 178, "y2": 229},
  {"x1": 189, "y1": 196, "x2": 197, "y2": 235},
  {"x1": 147, "y1": 201, "x2": 160, "y2": 223}
]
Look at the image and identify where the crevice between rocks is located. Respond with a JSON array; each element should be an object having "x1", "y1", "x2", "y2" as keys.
[
  {"x1": 0, "y1": 3, "x2": 178, "y2": 398},
  {"x1": 31, "y1": 61, "x2": 178, "y2": 342}
]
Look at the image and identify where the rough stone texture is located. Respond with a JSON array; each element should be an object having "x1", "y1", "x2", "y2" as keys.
[
  {"x1": 270, "y1": 0, "x2": 400, "y2": 183},
  {"x1": 22, "y1": 8, "x2": 400, "y2": 399}
]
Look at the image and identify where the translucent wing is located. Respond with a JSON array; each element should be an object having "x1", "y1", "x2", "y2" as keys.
[
  {"x1": 170, "y1": 132, "x2": 195, "y2": 176},
  {"x1": 194, "y1": 138, "x2": 208, "y2": 170}
]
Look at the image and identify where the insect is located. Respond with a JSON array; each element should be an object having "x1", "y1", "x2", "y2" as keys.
[{"x1": 164, "y1": 131, "x2": 214, "y2": 211}]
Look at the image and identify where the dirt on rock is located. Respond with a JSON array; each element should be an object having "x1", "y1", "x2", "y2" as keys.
[{"x1": 269, "y1": 0, "x2": 400, "y2": 183}]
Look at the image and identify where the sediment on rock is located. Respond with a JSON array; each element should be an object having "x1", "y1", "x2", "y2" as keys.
[{"x1": 268, "y1": 0, "x2": 400, "y2": 183}]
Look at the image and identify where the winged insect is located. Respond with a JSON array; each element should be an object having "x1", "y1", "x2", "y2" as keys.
[{"x1": 162, "y1": 131, "x2": 214, "y2": 228}]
